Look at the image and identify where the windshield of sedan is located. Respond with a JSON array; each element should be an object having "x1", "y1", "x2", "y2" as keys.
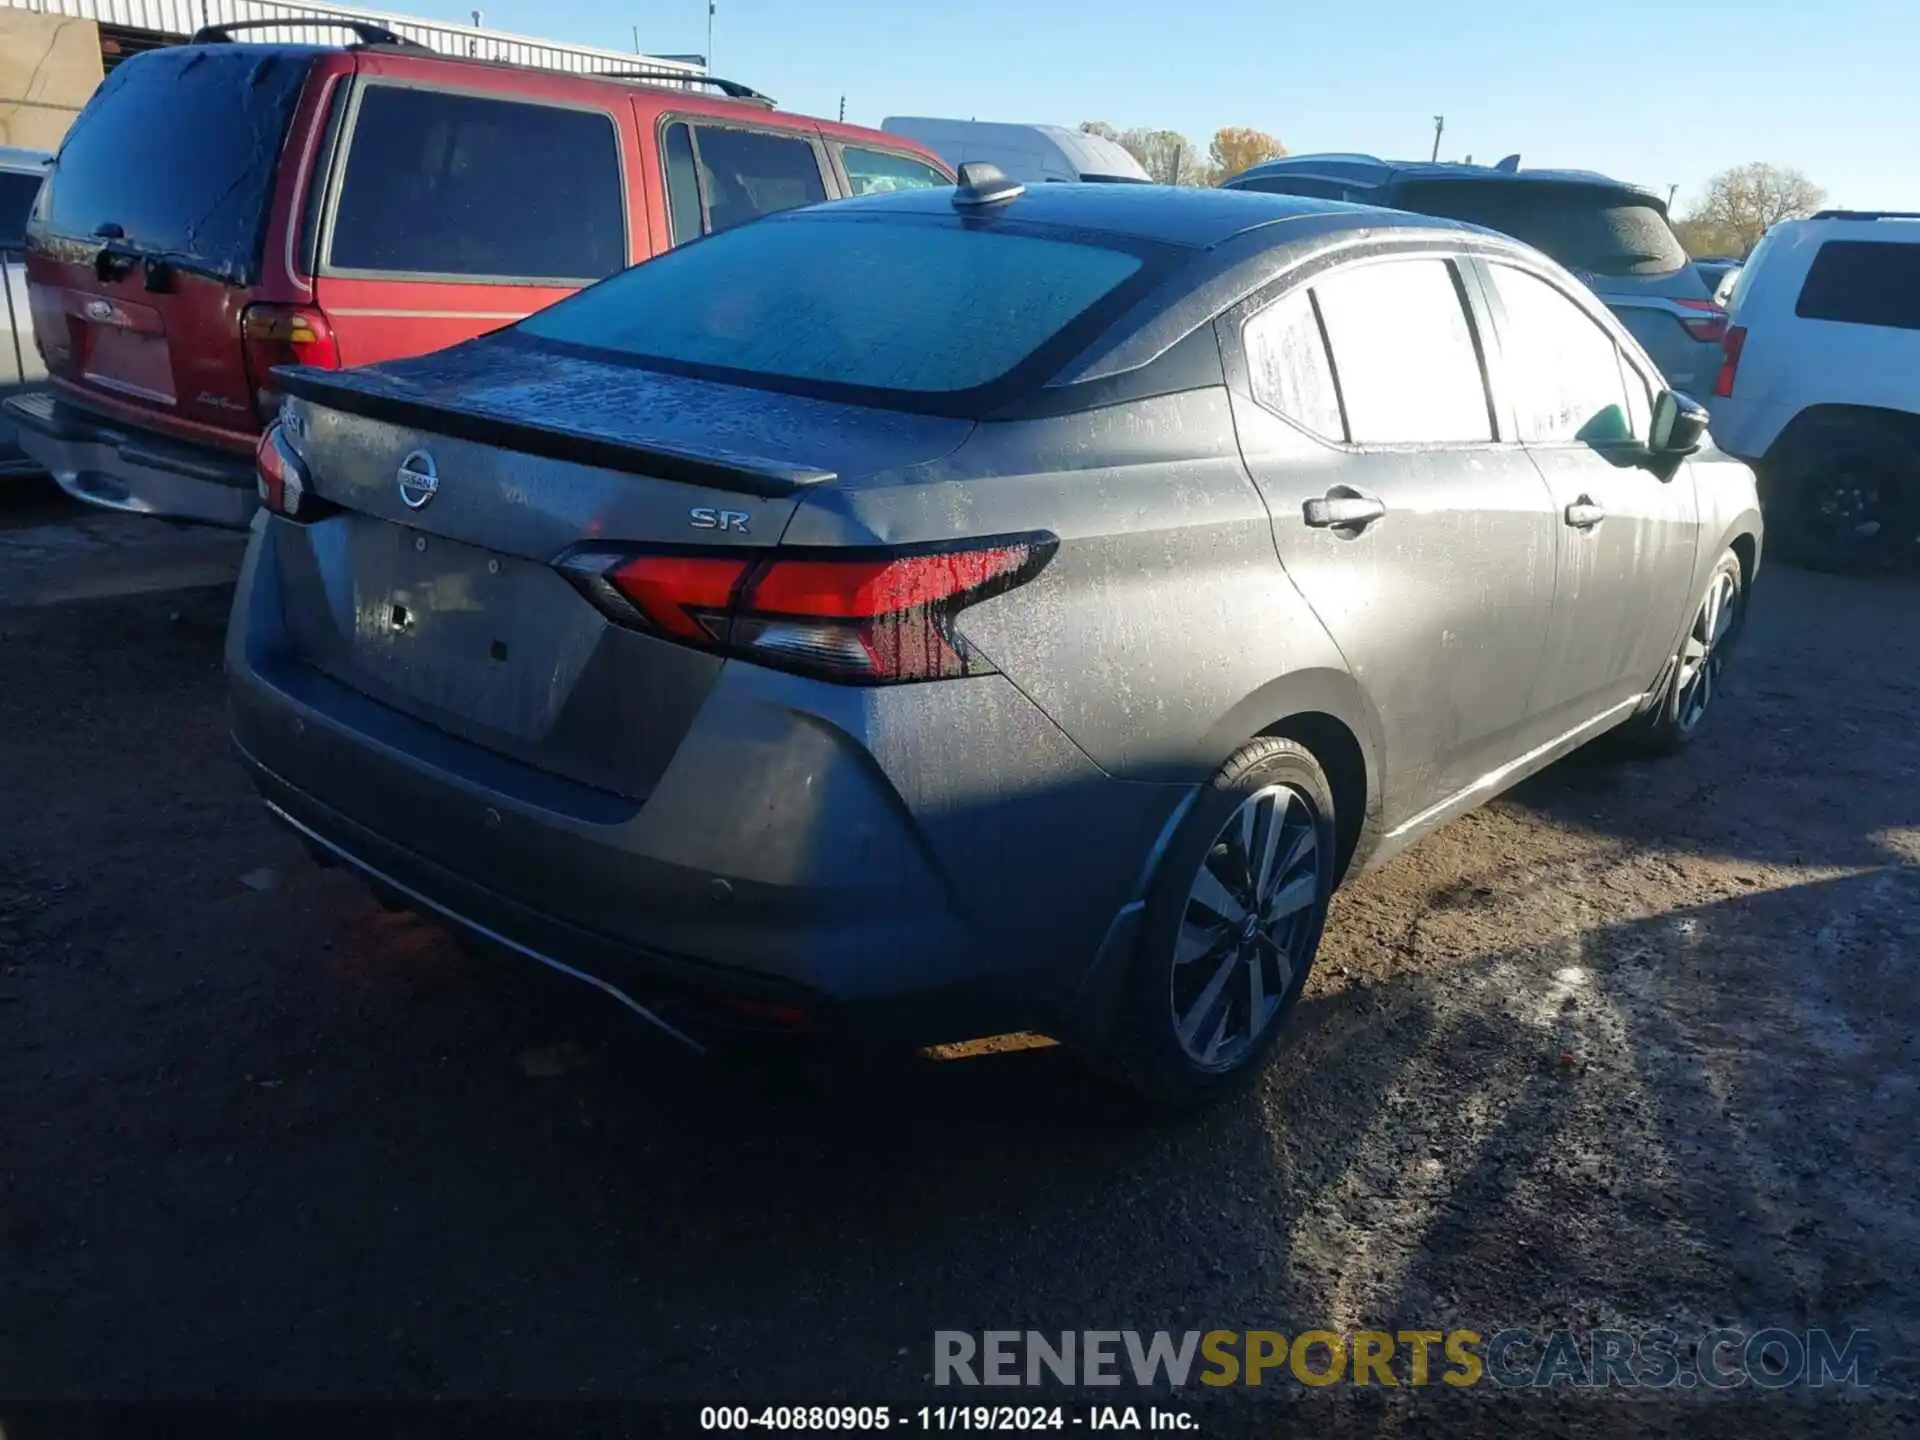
[
  {"x1": 515, "y1": 213, "x2": 1157, "y2": 404},
  {"x1": 1392, "y1": 179, "x2": 1691, "y2": 277}
]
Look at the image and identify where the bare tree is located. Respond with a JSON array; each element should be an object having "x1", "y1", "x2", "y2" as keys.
[
  {"x1": 1679, "y1": 162, "x2": 1826, "y2": 257},
  {"x1": 1078, "y1": 120, "x2": 1120, "y2": 142},
  {"x1": 1118, "y1": 127, "x2": 1207, "y2": 186}
]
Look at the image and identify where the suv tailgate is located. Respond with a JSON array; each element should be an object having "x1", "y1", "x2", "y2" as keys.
[{"x1": 25, "y1": 45, "x2": 314, "y2": 436}]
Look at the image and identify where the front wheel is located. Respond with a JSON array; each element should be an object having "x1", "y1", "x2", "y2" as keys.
[
  {"x1": 1619, "y1": 550, "x2": 1745, "y2": 757},
  {"x1": 1087, "y1": 736, "x2": 1338, "y2": 1108}
]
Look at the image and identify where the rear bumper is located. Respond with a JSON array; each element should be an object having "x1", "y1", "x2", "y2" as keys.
[
  {"x1": 238, "y1": 745, "x2": 1008, "y2": 1049},
  {"x1": 1, "y1": 390, "x2": 256, "y2": 527},
  {"x1": 226, "y1": 518, "x2": 1179, "y2": 1046}
]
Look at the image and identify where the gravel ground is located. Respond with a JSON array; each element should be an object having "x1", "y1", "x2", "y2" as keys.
[{"x1": 1, "y1": 492, "x2": 1916, "y2": 1432}]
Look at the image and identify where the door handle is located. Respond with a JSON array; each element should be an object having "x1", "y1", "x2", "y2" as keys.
[
  {"x1": 1564, "y1": 498, "x2": 1606, "y2": 530},
  {"x1": 1303, "y1": 491, "x2": 1386, "y2": 530}
]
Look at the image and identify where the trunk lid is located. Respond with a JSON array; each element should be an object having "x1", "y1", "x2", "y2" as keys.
[
  {"x1": 267, "y1": 334, "x2": 973, "y2": 799},
  {"x1": 24, "y1": 45, "x2": 314, "y2": 435}
]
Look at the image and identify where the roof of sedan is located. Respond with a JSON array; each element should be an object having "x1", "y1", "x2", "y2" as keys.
[{"x1": 817, "y1": 182, "x2": 1455, "y2": 250}]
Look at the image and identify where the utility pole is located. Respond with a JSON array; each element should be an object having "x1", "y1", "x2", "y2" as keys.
[
  {"x1": 632, "y1": 23, "x2": 639, "y2": 52},
  {"x1": 1667, "y1": 183, "x2": 1679, "y2": 209},
  {"x1": 1431, "y1": 116, "x2": 1444, "y2": 163},
  {"x1": 706, "y1": 0, "x2": 715, "y2": 73}
]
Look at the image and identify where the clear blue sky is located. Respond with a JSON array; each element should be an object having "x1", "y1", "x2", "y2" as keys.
[{"x1": 427, "y1": 0, "x2": 1917, "y2": 212}]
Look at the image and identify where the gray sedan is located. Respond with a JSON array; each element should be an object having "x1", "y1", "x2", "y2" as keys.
[{"x1": 227, "y1": 177, "x2": 1762, "y2": 1106}]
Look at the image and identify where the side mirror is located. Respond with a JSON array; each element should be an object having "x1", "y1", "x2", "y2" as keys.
[{"x1": 1650, "y1": 389, "x2": 1709, "y2": 456}]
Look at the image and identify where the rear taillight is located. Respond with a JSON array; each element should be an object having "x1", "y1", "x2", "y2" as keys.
[
  {"x1": 1714, "y1": 324, "x2": 1747, "y2": 399},
  {"x1": 241, "y1": 304, "x2": 340, "y2": 423},
  {"x1": 560, "y1": 537, "x2": 1055, "y2": 684},
  {"x1": 254, "y1": 420, "x2": 315, "y2": 520},
  {"x1": 1675, "y1": 297, "x2": 1729, "y2": 344}
]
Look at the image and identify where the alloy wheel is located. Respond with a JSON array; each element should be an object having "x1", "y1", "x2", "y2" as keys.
[
  {"x1": 1169, "y1": 783, "x2": 1325, "y2": 1072},
  {"x1": 1676, "y1": 566, "x2": 1739, "y2": 733}
]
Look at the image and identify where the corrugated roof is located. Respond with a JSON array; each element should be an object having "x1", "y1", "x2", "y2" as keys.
[{"x1": 3, "y1": 0, "x2": 702, "y2": 78}]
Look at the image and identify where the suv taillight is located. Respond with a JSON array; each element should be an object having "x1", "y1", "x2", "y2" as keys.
[
  {"x1": 241, "y1": 304, "x2": 340, "y2": 423},
  {"x1": 1675, "y1": 297, "x2": 1729, "y2": 344},
  {"x1": 559, "y1": 537, "x2": 1056, "y2": 684},
  {"x1": 1714, "y1": 324, "x2": 1747, "y2": 399}
]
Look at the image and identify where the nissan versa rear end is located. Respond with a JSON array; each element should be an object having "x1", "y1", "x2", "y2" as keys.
[
  {"x1": 230, "y1": 192, "x2": 1176, "y2": 1058},
  {"x1": 230, "y1": 181, "x2": 1760, "y2": 1106}
]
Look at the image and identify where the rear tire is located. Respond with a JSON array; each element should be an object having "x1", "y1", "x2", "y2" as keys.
[
  {"x1": 1085, "y1": 737, "x2": 1338, "y2": 1109},
  {"x1": 1767, "y1": 419, "x2": 1920, "y2": 573},
  {"x1": 1618, "y1": 550, "x2": 1745, "y2": 757}
]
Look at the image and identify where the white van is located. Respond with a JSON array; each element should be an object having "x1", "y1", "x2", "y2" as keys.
[{"x1": 878, "y1": 119, "x2": 1151, "y2": 187}]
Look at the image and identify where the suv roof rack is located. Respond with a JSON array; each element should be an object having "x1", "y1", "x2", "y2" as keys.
[
  {"x1": 597, "y1": 69, "x2": 774, "y2": 105},
  {"x1": 1808, "y1": 209, "x2": 1920, "y2": 222},
  {"x1": 188, "y1": 18, "x2": 433, "y2": 52}
]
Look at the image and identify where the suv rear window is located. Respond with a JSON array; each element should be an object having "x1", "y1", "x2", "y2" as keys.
[
  {"x1": 1795, "y1": 239, "x2": 1920, "y2": 331},
  {"x1": 0, "y1": 171, "x2": 41, "y2": 248},
  {"x1": 29, "y1": 46, "x2": 311, "y2": 282},
  {"x1": 329, "y1": 86, "x2": 625, "y2": 282},
  {"x1": 517, "y1": 213, "x2": 1156, "y2": 407},
  {"x1": 660, "y1": 122, "x2": 828, "y2": 243},
  {"x1": 1392, "y1": 180, "x2": 1689, "y2": 278}
]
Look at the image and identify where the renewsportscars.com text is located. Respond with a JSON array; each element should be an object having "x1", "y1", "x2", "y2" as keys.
[{"x1": 933, "y1": 1328, "x2": 1875, "y2": 1390}]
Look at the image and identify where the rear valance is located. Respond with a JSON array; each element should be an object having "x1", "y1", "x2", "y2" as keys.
[{"x1": 274, "y1": 367, "x2": 838, "y2": 499}]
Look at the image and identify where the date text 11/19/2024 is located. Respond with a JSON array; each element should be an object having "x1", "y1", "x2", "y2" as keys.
[{"x1": 700, "y1": 1406, "x2": 1192, "y2": 1431}]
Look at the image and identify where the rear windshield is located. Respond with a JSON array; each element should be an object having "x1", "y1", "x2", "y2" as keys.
[
  {"x1": 517, "y1": 213, "x2": 1159, "y2": 408},
  {"x1": 1392, "y1": 180, "x2": 1689, "y2": 278},
  {"x1": 0, "y1": 170, "x2": 41, "y2": 248},
  {"x1": 31, "y1": 47, "x2": 310, "y2": 282}
]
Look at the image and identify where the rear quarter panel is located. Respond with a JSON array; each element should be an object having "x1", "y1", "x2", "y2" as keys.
[
  {"x1": 778, "y1": 388, "x2": 1384, "y2": 983},
  {"x1": 781, "y1": 389, "x2": 1380, "y2": 790}
]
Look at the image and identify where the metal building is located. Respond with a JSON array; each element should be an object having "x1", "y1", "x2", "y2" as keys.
[{"x1": 4, "y1": 0, "x2": 704, "y2": 81}]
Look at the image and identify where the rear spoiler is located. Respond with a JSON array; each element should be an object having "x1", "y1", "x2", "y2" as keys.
[{"x1": 274, "y1": 368, "x2": 837, "y2": 499}]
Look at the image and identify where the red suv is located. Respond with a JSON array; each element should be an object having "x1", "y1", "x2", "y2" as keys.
[{"x1": 4, "y1": 22, "x2": 954, "y2": 527}]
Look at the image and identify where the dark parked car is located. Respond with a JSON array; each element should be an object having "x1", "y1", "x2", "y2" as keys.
[
  {"x1": 3, "y1": 22, "x2": 950, "y2": 527},
  {"x1": 1224, "y1": 154, "x2": 1730, "y2": 398},
  {"x1": 228, "y1": 177, "x2": 1762, "y2": 1105}
]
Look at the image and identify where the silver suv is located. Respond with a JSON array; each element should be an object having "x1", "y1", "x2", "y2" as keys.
[{"x1": 1224, "y1": 154, "x2": 1727, "y2": 397}]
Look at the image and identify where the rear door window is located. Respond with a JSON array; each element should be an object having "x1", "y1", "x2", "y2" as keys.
[
  {"x1": 659, "y1": 122, "x2": 829, "y2": 241},
  {"x1": 1487, "y1": 264, "x2": 1638, "y2": 445},
  {"x1": 838, "y1": 145, "x2": 949, "y2": 196},
  {"x1": 1311, "y1": 257, "x2": 1495, "y2": 445},
  {"x1": 1392, "y1": 180, "x2": 1689, "y2": 278},
  {"x1": 1794, "y1": 240, "x2": 1920, "y2": 331},
  {"x1": 29, "y1": 46, "x2": 310, "y2": 281},
  {"x1": 328, "y1": 86, "x2": 625, "y2": 282}
]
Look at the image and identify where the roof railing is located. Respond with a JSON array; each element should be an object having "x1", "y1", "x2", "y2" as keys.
[
  {"x1": 596, "y1": 69, "x2": 773, "y2": 104},
  {"x1": 188, "y1": 18, "x2": 433, "y2": 51},
  {"x1": 1808, "y1": 209, "x2": 1920, "y2": 222}
]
